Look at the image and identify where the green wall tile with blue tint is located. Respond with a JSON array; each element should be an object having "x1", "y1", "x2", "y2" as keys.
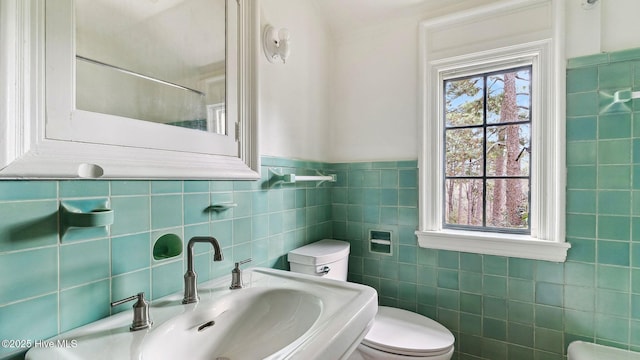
[
  {"x1": 0, "y1": 156, "x2": 335, "y2": 359},
  {"x1": 5, "y1": 47, "x2": 640, "y2": 360}
]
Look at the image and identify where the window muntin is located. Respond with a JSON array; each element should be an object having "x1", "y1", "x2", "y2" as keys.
[{"x1": 443, "y1": 66, "x2": 532, "y2": 234}]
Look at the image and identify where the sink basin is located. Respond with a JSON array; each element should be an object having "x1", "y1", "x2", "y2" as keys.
[
  {"x1": 142, "y1": 287, "x2": 322, "y2": 359},
  {"x1": 26, "y1": 267, "x2": 377, "y2": 360}
]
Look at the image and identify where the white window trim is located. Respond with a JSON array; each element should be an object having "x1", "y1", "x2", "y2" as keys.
[{"x1": 416, "y1": 0, "x2": 569, "y2": 262}]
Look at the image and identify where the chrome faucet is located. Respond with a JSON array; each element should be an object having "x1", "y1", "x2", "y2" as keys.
[{"x1": 183, "y1": 236, "x2": 224, "y2": 304}]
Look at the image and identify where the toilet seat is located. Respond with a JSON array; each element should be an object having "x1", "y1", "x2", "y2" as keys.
[{"x1": 361, "y1": 307, "x2": 455, "y2": 357}]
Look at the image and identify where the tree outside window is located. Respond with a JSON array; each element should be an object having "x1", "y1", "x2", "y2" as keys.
[{"x1": 443, "y1": 66, "x2": 531, "y2": 233}]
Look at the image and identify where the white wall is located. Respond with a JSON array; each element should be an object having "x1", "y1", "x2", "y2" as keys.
[
  {"x1": 259, "y1": 0, "x2": 640, "y2": 163},
  {"x1": 329, "y1": 19, "x2": 419, "y2": 163},
  {"x1": 567, "y1": 0, "x2": 640, "y2": 57},
  {"x1": 325, "y1": 0, "x2": 640, "y2": 163},
  {"x1": 258, "y1": 0, "x2": 331, "y2": 162}
]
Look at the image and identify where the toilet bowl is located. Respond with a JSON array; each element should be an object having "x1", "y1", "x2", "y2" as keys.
[{"x1": 288, "y1": 239, "x2": 455, "y2": 360}]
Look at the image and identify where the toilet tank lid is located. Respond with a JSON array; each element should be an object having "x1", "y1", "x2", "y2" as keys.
[{"x1": 288, "y1": 239, "x2": 350, "y2": 266}]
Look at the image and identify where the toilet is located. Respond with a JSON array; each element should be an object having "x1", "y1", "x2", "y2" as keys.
[{"x1": 288, "y1": 239, "x2": 455, "y2": 360}]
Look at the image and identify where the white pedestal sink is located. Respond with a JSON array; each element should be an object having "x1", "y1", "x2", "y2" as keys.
[{"x1": 26, "y1": 267, "x2": 378, "y2": 360}]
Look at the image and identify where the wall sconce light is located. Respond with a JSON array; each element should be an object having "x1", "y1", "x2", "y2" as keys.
[{"x1": 262, "y1": 24, "x2": 290, "y2": 64}]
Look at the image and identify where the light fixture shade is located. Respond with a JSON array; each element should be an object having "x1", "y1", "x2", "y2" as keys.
[{"x1": 262, "y1": 24, "x2": 290, "y2": 64}]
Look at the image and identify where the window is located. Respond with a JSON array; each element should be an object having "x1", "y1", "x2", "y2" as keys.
[
  {"x1": 416, "y1": 0, "x2": 569, "y2": 262},
  {"x1": 443, "y1": 66, "x2": 532, "y2": 234}
]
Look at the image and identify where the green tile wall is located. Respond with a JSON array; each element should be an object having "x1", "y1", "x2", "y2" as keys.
[
  {"x1": 327, "y1": 48, "x2": 640, "y2": 360},
  {"x1": 4, "y1": 46, "x2": 640, "y2": 360},
  {"x1": 0, "y1": 157, "x2": 333, "y2": 359}
]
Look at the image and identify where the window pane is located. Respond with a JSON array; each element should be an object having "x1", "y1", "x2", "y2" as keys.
[
  {"x1": 487, "y1": 69, "x2": 531, "y2": 124},
  {"x1": 444, "y1": 179, "x2": 484, "y2": 227},
  {"x1": 486, "y1": 179, "x2": 529, "y2": 229},
  {"x1": 486, "y1": 124, "x2": 530, "y2": 177},
  {"x1": 445, "y1": 76, "x2": 484, "y2": 127},
  {"x1": 445, "y1": 128, "x2": 484, "y2": 177}
]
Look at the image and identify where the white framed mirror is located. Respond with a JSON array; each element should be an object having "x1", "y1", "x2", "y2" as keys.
[{"x1": 0, "y1": 0, "x2": 259, "y2": 179}]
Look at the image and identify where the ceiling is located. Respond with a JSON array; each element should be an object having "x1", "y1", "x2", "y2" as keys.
[{"x1": 311, "y1": 0, "x2": 501, "y2": 36}]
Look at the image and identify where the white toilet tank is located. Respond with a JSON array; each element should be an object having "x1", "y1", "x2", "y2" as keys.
[{"x1": 288, "y1": 239, "x2": 350, "y2": 281}]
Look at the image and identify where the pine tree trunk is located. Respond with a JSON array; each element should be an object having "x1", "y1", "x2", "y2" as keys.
[{"x1": 502, "y1": 72, "x2": 523, "y2": 227}]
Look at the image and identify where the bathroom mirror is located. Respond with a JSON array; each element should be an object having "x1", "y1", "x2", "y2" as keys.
[{"x1": 0, "y1": 0, "x2": 259, "y2": 179}]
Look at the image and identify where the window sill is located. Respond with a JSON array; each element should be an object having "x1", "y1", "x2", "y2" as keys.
[{"x1": 416, "y1": 229, "x2": 570, "y2": 262}]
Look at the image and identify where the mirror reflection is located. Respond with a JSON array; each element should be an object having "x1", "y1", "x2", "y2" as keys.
[{"x1": 75, "y1": 0, "x2": 226, "y2": 134}]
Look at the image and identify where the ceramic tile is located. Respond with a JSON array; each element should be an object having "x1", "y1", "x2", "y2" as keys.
[
  {"x1": 460, "y1": 253, "x2": 483, "y2": 272},
  {"x1": 596, "y1": 289, "x2": 630, "y2": 317},
  {"x1": 566, "y1": 214, "x2": 596, "y2": 238},
  {"x1": 565, "y1": 309, "x2": 595, "y2": 336},
  {"x1": 567, "y1": 190, "x2": 596, "y2": 214},
  {"x1": 567, "y1": 53, "x2": 609, "y2": 68},
  {"x1": 599, "y1": 165, "x2": 631, "y2": 189},
  {"x1": 110, "y1": 196, "x2": 150, "y2": 236},
  {"x1": 483, "y1": 275, "x2": 507, "y2": 298},
  {"x1": 535, "y1": 304, "x2": 563, "y2": 330},
  {"x1": 0, "y1": 248, "x2": 57, "y2": 304},
  {"x1": 598, "y1": 216, "x2": 631, "y2": 241},
  {"x1": 567, "y1": 166, "x2": 597, "y2": 189},
  {"x1": 151, "y1": 181, "x2": 182, "y2": 194},
  {"x1": 111, "y1": 233, "x2": 151, "y2": 275},
  {"x1": 183, "y1": 193, "x2": 210, "y2": 225},
  {"x1": 0, "y1": 200, "x2": 58, "y2": 252},
  {"x1": 111, "y1": 181, "x2": 149, "y2": 195},
  {"x1": 151, "y1": 195, "x2": 182, "y2": 229},
  {"x1": 60, "y1": 239, "x2": 110, "y2": 289},
  {"x1": 60, "y1": 280, "x2": 110, "y2": 332},
  {"x1": 483, "y1": 256, "x2": 507, "y2": 276},
  {"x1": 598, "y1": 240, "x2": 630, "y2": 266},
  {"x1": 595, "y1": 314, "x2": 629, "y2": 343},
  {"x1": 567, "y1": 67, "x2": 598, "y2": 93},
  {"x1": 565, "y1": 286, "x2": 595, "y2": 312},
  {"x1": 567, "y1": 238, "x2": 596, "y2": 263},
  {"x1": 484, "y1": 297, "x2": 507, "y2": 320},
  {"x1": 599, "y1": 113, "x2": 632, "y2": 139},
  {"x1": 599, "y1": 140, "x2": 631, "y2": 165},
  {"x1": 598, "y1": 191, "x2": 630, "y2": 215},
  {"x1": 567, "y1": 116, "x2": 597, "y2": 141},
  {"x1": 59, "y1": 180, "x2": 109, "y2": 198},
  {"x1": 151, "y1": 260, "x2": 183, "y2": 300},
  {"x1": 565, "y1": 262, "x2": 595, "y2": 286},
  {"x1": 508, "y1": 300, "x2": 534, "y2": 324},
  {"x1": 535, "y1": 282, "x2": 563, "y2": 307},
  {"x1": 534, "y1": 327, "x2": 563, "y2": 354},
  {"x1": 508, "y1": 278, "x2": 534, "y2": 302},
  {"x1": 597, "y1": 264, "x2": 630, "y2": 291},
  {"x1": 0, "y1": 181, "x2": 57, "y2": 201},
  {"x1": 0, "y1": 294, "x2": 58, "y2": 358},
  {"x1": 567, "y1": 92, "x2": 599, "y2": 117},
  {"x1": 567, "y1": 141, "x2": 597, "y2": 165},
  {"x1": 437, "y1": 269, "x2": 459, "y2": 289},
  {"x1": 599, "y1": 62, "x2": 633, "y2": 89},
  {"x1": 483, "y1": 318, "x2": 507, "y2": 341}
]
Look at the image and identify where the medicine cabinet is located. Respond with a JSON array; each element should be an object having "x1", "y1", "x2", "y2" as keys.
[{"x1": 0, "y1": 0, "x2": 259, "y2": 179}]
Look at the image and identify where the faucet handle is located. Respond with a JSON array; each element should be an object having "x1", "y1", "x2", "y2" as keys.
[
  {"x1": 111, "y1": 292, "x2": 153, "y2": 331},
  {"x1": 235, "y1": 258, "x2": 252, "y2": 267},
  {"x1": 230, "y1": 258, "x2": 252, "y2": 290}
]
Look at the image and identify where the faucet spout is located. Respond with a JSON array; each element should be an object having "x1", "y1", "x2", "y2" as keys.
[{"x1": 183, "y1": 236, "x2": 224, "y2": 304}]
